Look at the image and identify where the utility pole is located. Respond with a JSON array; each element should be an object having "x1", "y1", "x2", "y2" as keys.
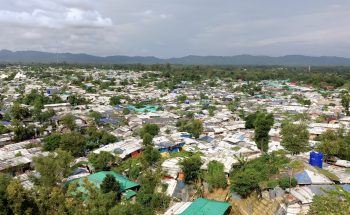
[{"x1": 56, "y1": 40, "x2": 58, "y2": 64}]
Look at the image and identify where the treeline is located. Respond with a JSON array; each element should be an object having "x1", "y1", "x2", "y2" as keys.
[{"x1": 4, "y1": 62, "x2": 350, "y2": 88}]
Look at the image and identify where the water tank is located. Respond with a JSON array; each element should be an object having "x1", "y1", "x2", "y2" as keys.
[
  {"x1": 185, "y1": 101, "x2": 189, "y2": 104},
  {"x1": 206, "y1": 104, "x2": 210, "y2": 107},
  {"x1": 310, "y1": 152, "x2": 323, "y2": 169},
  {"x1": 247, "y1": 81, "x2": 250, "y2": 84},
  {"x1": 47, "y1": 90, "x2": 50, "y2": 94},
  {"x1": 174, "y1": 90, "x2": 177, "y2": 93}
]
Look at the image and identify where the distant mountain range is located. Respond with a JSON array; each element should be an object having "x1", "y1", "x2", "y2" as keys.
[{"x1": 1, "y1": 49, "x2": 350, "y2": 65}]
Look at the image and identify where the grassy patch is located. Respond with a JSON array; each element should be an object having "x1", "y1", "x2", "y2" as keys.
[
  {"x1": 231, "y1": 146, "x2": 241, "y2": 151},
  {"x1": 289, "y1": 161, "x2": 304, "y2": 170},
  {"x1": 315, "y1": 167, "x2": 339, "y2": 180}
]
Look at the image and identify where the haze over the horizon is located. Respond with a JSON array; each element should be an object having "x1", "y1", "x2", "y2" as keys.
[{"x1": 1, "y1": 0, "x2": 349, "y2": 58}]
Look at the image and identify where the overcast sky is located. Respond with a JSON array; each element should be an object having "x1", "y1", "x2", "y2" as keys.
[{"x1": 0, "y1": 0, "x2": 349, "y2": 58}]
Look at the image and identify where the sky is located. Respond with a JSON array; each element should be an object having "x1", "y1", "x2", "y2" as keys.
[{"x1": 0, "y1": 0, "x2": 349, "y2": 58}]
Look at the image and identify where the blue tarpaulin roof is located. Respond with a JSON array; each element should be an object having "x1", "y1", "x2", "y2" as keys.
[
  {"x1": 73, "y1": 169, "x2": 88, "y2": 175},
  {"x1": 159, "y1": 148, "x2": 169, "y2": 153},
  {"x1": 293, "y1": 170, "x2": 312, "y2": 184},
  {"x1": 156, "y1": 141, "x2": 176, "y2": 148},
  {"x1": 237, "y1": 136, "x2": 245, "y2": 140},
  {"x1": 170, "y1": 148, "x2": 179, "y2": 153},
  {"x1": 201, "y1": 136, "x2": 214, "y2": 142}
]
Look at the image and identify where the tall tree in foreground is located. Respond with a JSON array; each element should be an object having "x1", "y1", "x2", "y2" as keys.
[
  {"x1": 100, "y1": 174, "x2": 120, "y2": 194},
  {"x1": 0, "y1": 174, "x2": 13, "y2": 215},
  {"x1": 280, "y1": 123, "x2": 310, "y2": 154},
  {"x1": 32, "y1": 149, "x2": 75, "y2": 188},
  {"x1": 254, "y1": 113, "x2": 274, "y2": 154}
]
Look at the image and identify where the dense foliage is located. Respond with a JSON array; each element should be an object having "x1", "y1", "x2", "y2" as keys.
[{"x1": 230, "y1": 153, "x2": 289, "y2": 197}]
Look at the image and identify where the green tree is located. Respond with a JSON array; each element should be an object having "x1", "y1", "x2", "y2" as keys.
[
  {"x1": 190, "y1": 119, "x2": 203, "y2": 139},
  {"x1": 143, "y1": 133, "x2": 153, "y2": 146},
  {"x1": 254, "y1": 113, "x2": 274, "y2": 154},
  {"x1": 0, "y1": 125, "x2": 9, "y2": 134},
  {"x1": 245, "y1": 112, "x2": 259, "y2": 129},
  {"x1": 179, "y1": 156, "x2": 203, "y2": 183},
  {"x1": 6, "y1": 179, "x2": 36, "y2": 214},
  {"x1": 10, "y1": 103, "x2": 31, "y2": 120},
  {"x1": 60, "y1": 131, "x2": 86, "y2": 157},
  {"x1": 13, "y1": 124, "x2": 35, "y2": 141},
  {"x1": 177, "y1": 95, "x2": 187, "y2": 103},
  {"x1": 88, "y1": 151, "x2": 117, "y2": 172},
  {"x1": 122, "y1": 108, "x2": 130, "y2": 115},
  {"x1": 108, "y1": 202, "x2": 154, "y2": 215},
  {"x1": 280, "y1": 123, "x2": 310, "y2": 154},
  {"x1": 232, "y1": 153, "x2": 248, "y2": 171},
  {"x1": 89, "y1": 111, "x2": 102, "y2": 126},
  {"x1": 140, "y1": 124, "x2": 160, "y2": 138},
  {"x1": 206, "y1": 160, "x2": 227, "y2": 188},
  {"x1": 32, "y1": 149, "x2": 74, "y2": 188},
  {"x1": 61, "y1": 115, "x2": 76, "y2": 131},
  {"x1": 143, "y1": 145, "x2": 161, "y2": 165},
  {"x1": 316, "y1": 127, "x2": 350, "y2": 160},
  {"x1": 100, "y1": 174, "x2": 120, "y2": 194},
  {"x1": 42, "y1": 133, "x2": 62, "y2": 151},
  {"x1": 0, "y1": 174, "x2": 13, "y2": 215},
  {"x1": 341, "y1": 94, "x2": 350, "y2": 116},
  {"x1": 309, "y1": 186, "x2": 350, "y2": 215},
  {"x1": 230, "y1": 168, "x2": 260, "y2": 197}
]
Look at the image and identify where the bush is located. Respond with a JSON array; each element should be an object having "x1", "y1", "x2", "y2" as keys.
[
  {"x1": 278, "y1": 177, "x2": 298, "y2": 189},
  {"x1": 161, "y1": 183, "x2": 168, "y2": 192},
  {"x1": 207, "y1": 160, "x2": 227, "y2": 188},
  {"x1": 208, "y1": 186, "x2": 214, "y2": 193},
  {"x1": 179, "y1": 156, "x2": 203, "y2": 183}
]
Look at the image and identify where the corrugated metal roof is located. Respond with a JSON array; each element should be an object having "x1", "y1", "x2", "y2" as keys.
[
  {"x1": 293, "y1": 170, "x2": 312, "y2": 184},
  {"x1": 164, "y1": 202, "x2": 192, "y2": 215},
  {"x1": 180, "y1": 198, "x2": 231, "y2": 215}
]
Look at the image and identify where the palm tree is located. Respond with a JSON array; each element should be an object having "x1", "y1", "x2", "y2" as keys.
[{"x1": 232, "y1": 153, "x2": 248, "y2": 171}]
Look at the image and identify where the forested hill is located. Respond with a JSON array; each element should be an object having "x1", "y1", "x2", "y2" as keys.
[{"x1": 1, "y1": 49, "x2": 350, "y2": 65}]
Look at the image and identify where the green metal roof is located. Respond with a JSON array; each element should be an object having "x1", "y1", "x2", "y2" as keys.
[
  {"x1": 180, "y1": 198, "x2": 231, "y2": 215},
  {"x1": 88, "y1": 171, "x2": 140, "y2": 193},
  {"x1": 66, "y1": 171, "x2": 140, "y2": 196},
  {"x1": 123, "y1": 190, "x2": 137, "y2": 199}
]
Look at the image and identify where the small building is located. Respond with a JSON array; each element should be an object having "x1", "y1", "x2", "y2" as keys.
[{"x1": 66, "y1": 171, "x2": 140, "y2": 198}]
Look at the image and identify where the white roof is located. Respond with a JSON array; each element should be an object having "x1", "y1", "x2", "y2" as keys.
[
  {"x1": 162, "y1": 157, "x2": 183, "y2": 178},
  {"x1": 155, "y1": 179, "x2": 177, "y2": 196},
  {"x1": 93, "y1": 140, "x2": 142, "y2": 159},
  {"x1": 289, "y1": 187, "x2": 315, "y2": 204},
  {"x1": 163, "y1": 202, "x2": 192, "y2": 215}
]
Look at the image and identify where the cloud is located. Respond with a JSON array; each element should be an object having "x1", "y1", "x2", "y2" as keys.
[
  {"x1": 331, "y1": 5, "x2": 341, "y2": 8},
  {"x1": 143, "y1": 10, "x2": 153, "y2": 16},
  {"x1": 22, "y1": 31, "x2": 42, "y2": 39},
  {"x1": 159, "y1": 14, "x2": 172, "y2": 19},
  {"x1": 0, "y1": 8, "x2": 112, "y2": 29}
]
